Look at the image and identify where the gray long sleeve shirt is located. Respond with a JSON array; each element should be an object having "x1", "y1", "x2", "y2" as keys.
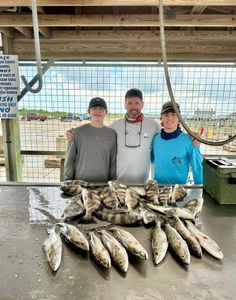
[{"x1": 64, "y1": 124, "x2": 117, "y2": 182}]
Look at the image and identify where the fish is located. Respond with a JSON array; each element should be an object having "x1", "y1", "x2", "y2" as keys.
[
  {"x1": 88, "y1": 232, "x2": 111, "y2": 268},
  {"x1": 184, "y1": 197, "x2": 204, "y2": 217},
  {"x1": 108, "y1": 180, "x2": 127, "y2": 205},
  {"x1": 94, "y1": 208, "x2": 143, "y2": 225},
  {"x1": 61, "y1": 195, "x2": 85, "y2": 220},
  {"x1": 151, "y1": 219, "x2": 168, "y2": 266},
  {"x1": 172, "y1": 216, "x2": 202, "y2": 258},
  {"x1": 145, "y1": 180, "x2": 159, "y2": 204},
  {"x1": 130, "y1": 186, "x2": 146, "y2": 197},
  {"x1": 163, "y1": 222, "x2": 191, "y2": 265},
  {"x1": 185, "y1": 220, "x2": 223, "y2": 260},
  {"x1": 139, "y1": 205, "x2": 157, "y2": 225},
  {"x1": 100, "y1": 230, "x2": 129, "y2": 272},
  {"x1": 100, "y1": 186, "x2": 120, "y2": 210},
  {"x1": 42, "y1": 227, "x2": 62, "y2": 272},
  {"x1": 110, "y1": 227, "x2": 148, "y2": 260},
  {"x1": 60, "y1": 182, "x2": 82, "y2": 196},
  {"x1": 147, "y1": 203, "x2": 196, "y2": 220},
  {"x1": 81, "y1": 188, "x2": 101, "y2": 222},
  {"x1": 158, "y1": 186, "x2": 172, "y2": 206},
  {"x1": 124, "y1": 187, "x2": 139, "y2": 211},
  {"x1": 170, "y1": 184, "x2": 187, "y2": 203},
  {"x1": 58, "y1": 222, "x2": 89, "y2": 251}
]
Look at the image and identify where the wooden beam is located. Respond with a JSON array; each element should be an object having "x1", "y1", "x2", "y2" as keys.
[
  {"x1": 0, "y1": 27, "x2": 14, "y2": 38},
  {"x1": 47, "y1": 29, "x2": 236, "y2": 42},
  {"x1": 0, "y1": 1, "x2": 234, "y2": 6},
  {"x1": 39, "y1": 27, "x2": 51, "y2": 38},
  {"x1": 0, "y1": 14, "x2": 236, "y2": 27},
  {"x1": 15, "y1": 26, "x2": 32, "y2": 38}
]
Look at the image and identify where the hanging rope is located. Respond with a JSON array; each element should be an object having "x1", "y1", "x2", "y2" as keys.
[{"x1": 158, "y1": 0, "x2": 236, "y2": 146}]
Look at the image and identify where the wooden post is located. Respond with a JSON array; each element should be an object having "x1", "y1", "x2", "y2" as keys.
[{"x1": 1, "y1": 34, "x2": 22, "y2": 181}]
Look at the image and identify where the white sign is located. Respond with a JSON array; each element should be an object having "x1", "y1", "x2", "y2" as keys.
[{"x1": 0, "y1": 55, "x2": 19, "y2": 119}]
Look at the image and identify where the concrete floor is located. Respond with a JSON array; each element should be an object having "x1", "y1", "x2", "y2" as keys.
[{"x1": 0, "y1": 185, "x2": 235, "y2": 300}]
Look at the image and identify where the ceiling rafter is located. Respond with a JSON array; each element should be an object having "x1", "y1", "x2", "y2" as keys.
[{"x1": 0, "y1": 14, "x2": 235, "y2": 27}]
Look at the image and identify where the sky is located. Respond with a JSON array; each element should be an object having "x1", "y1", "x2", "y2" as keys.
[{"x1": 18, "y1": 62, "x2": 236, "y2": 117}]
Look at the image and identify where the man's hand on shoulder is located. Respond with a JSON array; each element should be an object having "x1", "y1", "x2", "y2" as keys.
[{"x1": 66, "y1": 128, "x2": 75, "y2": 141}]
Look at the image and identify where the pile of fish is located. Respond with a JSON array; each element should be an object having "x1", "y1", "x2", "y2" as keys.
[{"x1": 42, "y1": 179, "x2": 224, "y2": 273}]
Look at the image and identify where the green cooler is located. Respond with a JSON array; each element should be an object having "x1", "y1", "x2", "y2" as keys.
[{"x1": 203, "y1": 157, "x2": 236, "y2": 204}]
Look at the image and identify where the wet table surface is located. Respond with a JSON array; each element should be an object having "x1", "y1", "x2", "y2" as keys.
[{"x1": 0, "y1": 185, "x2": 236, "y2": 300}]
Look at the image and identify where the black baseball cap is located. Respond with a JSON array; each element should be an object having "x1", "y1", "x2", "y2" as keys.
[
  {"x1": 88, "y1": 97, "x2": 107, "y2": 110},
  {"x1": 161, "y1": 101, "x2": 180, "y2": 114}
]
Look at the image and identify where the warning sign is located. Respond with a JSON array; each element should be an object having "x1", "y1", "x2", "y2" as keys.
[{"x1": 0, "y1": 55, "x2": 20, "y2": 119}]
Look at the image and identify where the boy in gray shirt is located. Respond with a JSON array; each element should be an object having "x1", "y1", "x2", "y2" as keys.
[{"x1": 64, "y1": 97, "x2": 117, "y2": 182}]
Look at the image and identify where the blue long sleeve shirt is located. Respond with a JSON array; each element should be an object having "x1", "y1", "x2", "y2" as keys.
[{"x1": 151, "y1": 132, "x2": 203, "y2": 184}]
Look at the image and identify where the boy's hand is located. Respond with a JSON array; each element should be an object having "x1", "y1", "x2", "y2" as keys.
[{"x1": 66, "y1": 128, "x2": 75, "y2": 141}]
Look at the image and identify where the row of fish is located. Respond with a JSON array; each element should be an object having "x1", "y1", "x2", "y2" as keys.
[
  {"x1": 60, "y1": 179, "x2": 188, "y2": 210},
  {"x1": 43, "y1": 214, "x2": 223, "y2": 273},
  {"x1": 43, "y1": 224, "x2": 148, "y2": 272}
]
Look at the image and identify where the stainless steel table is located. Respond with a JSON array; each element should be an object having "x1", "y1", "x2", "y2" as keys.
[{"x1": 0, "y1": 185, "x2": 235, "y2": 300}]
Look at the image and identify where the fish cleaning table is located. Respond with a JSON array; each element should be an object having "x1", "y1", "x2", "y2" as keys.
[{"x1": 0, "y1": 184, "x2": 235, "y2": 300}]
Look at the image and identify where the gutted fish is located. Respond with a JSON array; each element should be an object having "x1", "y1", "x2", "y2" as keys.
[
  {"x1": 151, "y1": 219, "x2": 168, "y2": 266},
  {"x1": 110, "y1": 227, "x2": 148, "y2": 260},
  {"x1": 185, "y1": 220, "x2": 223, "y2": 260},
  {"x1": 163, "y1": 222, "x2": 191, "y2": 265},
  {"x1": 43, "y1": 227, "x2": 62, "y2": 272},
  {"x1": 88, "y1": 232, "x2": 111, "y2": 268},
  {"x1": 184, "y1": 197, "x2": 204, "y2": 217},
  {"x1": 61, "y1": 195, "x2": 85, "y2": 220},
  {"x1": 58, "y1": 222, "x2": 89, "y2": 251},
  {"x1": 171, "y1": 184, "x2": 187, "y2": 203},
  {"x1": 172, "y1": 216, "x2": 202, "y2": 258},
  {"x1": 95, "y1": 208, "x2": 143, "y2": 225},
  {"x1": 147, "y1": 203, "x2": 196, "y2": 220},
  {"x1": 100, "y1": 230, "x2": 129, "y2": 272}
]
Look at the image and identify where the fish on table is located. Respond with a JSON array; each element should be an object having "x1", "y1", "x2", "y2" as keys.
[
  {"x1": 42, "y1": 227, "x2": 62, "y2": 272},
  {"x1": 88, "y1": 232, "x2": 111, "y2": 268},
  {"x1": 151, "y1": 219, "x2": 168, "y2": 266}
]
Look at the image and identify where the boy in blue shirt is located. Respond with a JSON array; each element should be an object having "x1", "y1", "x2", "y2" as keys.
[{"x1": 151, "y1": 101, "x2": 203, "y2": 185}]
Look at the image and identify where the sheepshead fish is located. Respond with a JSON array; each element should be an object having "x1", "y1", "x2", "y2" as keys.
[
  {"x1": 130, "y1": 186, "x2": 146, "y2": 197},
  {"x1": 184, "y1": 197, "x2": 204, "y2": 217},
  {"x1": 185, "y1": 220, "x2": 223, "y2": 260},
  {"x1": 100, "y1": 186, "x2": 120, "y2": 210},
  {"x1": 100, "y1": 230, "x2": 129, "y2": 272},
  {"x1": 43, "y1": 227, "x2": 62, "y2": 272},
  {"x1": 172, "y1": 216, "x2": 202, "y2": 258},
  {"x1": 58, "y1": 222, "x2": 89, "y2": 251},
  {"x1": 124, "y1": 187, "x2": 139, "y2": 211},
  {"x1": 60, "y1": 182, "x2": 82, "y2": 196},
  {"x1": 145, "y1": 180, "x2": 159, "y2": 204},
  {"x1": 108, "y1": 180, "x2": 127, "y2": 205},
  {"x1": 170, "y1": 184, "x2": 187, "y2": 203},
  {"x1": 163, "y1": 222, "x2": 191, "y2": 265},
  {"x1": 81, "y1": 188, "x2": 101, "y2": 222},
  {"x1": 110, "y1": 227, "x2": 148, "y2": 260},
  {"x1": 94, "y1": 208, "x2": 143, "y2": 225},
  {"x1": 151, "y1": 219, "x2": 168, "y2": 266},
  {"x1": 61, "y1": 195, "x2": 85, "y2": 220},
  {"x1": 147, "y1": 203, "x2": 196, "y2": 220},
  {"x1": 88, "y1": 232, "x2": 111, "y2": 268},
  {"x1": 139, "y1": 205, "x2": 157, "y2": 225},
  {"x1": 158, "y1": 186, "x2": 172, "y2": 206}
]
